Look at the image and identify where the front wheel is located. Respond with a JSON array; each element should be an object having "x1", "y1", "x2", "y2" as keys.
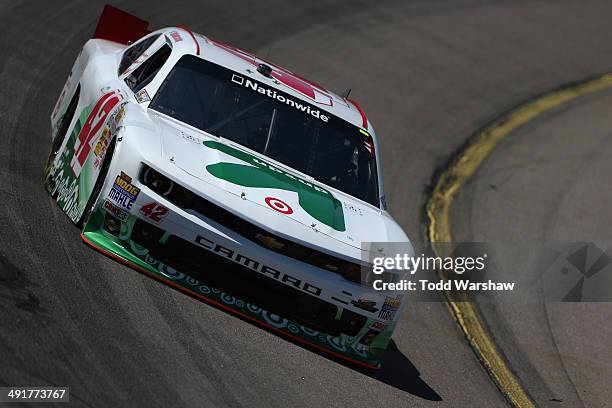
[{"x1": 77, "y1": 139, "x2": 116, "y2": 228}]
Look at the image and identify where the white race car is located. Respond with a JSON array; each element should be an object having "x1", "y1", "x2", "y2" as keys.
[{"x1": 44, "y1": 5, "x2": 411, "y2": 368}]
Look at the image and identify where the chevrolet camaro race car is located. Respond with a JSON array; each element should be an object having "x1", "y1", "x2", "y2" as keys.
[{"x1": 44, "y1": 5, "x2": 411, "y2": 368}]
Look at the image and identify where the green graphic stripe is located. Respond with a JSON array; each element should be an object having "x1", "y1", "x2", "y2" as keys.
[
  {"x1": 68, "y1": 105, "x2": 92, "y2": 149},
  {"x1": 203, "y1": 141, "x2": 346, "y2": 231},
  {"x1": 56, "y1": 104, "x2": 93, "y2": 211}
]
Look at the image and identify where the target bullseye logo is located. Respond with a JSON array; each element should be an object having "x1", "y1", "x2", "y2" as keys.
[{"x1": 265, "y1": 196, "x2": 293, "y2": 215}]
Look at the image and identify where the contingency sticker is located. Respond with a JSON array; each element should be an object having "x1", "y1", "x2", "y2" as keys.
[
  {"x1": 103, "y1": 199, "x2": 129, "y2": 222},
  {"x1": 108, "y1": 172, "x2": 140, "y2": 210},
  {"x1": 378, "y1": 294, "x2": 403, "y2": 321},
  {"x1": 135, "y1": 89, "x2": 150, "y2": 103}
]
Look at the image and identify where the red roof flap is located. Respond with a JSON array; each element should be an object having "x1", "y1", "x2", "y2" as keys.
[{"x1": 92, "y1": 4, "x2": 150, "y2": 45}]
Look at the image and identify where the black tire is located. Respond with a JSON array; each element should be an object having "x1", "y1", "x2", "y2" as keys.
[{"x1": 77, "y1": 139, "x2": 116, "y2": 228}]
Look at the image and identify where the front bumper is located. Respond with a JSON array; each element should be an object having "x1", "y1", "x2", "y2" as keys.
[{"x1": 82, "y1": 163, "x2": 403, "y2": 368}]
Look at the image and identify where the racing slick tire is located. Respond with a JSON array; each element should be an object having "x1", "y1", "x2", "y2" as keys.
[{"x1": 77, "y1": 138, "x2": 116, "y2": 228}]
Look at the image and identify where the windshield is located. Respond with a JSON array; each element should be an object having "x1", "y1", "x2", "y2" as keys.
[{"x1": 149, "y1": 55, "x2": 379, "y2": 207}]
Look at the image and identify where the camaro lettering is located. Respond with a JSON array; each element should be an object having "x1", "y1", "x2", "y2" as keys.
[
  {"x1": 195, "y1": 235, "x2": 214, "y2": 249},
  {"x1": 215, "y1": 244, "x2": 234, "y2": 258},
  {"x1": 194, "y1": 235, "x2": 322, "y2": 297},
  {"x1": 303, "y1": 283, "x2": 322, "y2": 296},
  {"x1": 281, "y1": 274, "x2": 300, "y2": 288},
  {"x1": 261, "y1": 265, "x2": 280, "y2": 279},
  {"x1": 235, "y1": 254, "x2": 259, "y2": 269}
]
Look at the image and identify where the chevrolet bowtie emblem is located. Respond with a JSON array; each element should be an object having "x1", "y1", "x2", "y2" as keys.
[{"x1": 255, "y1": 233, "x2": 285, "y2": 250}]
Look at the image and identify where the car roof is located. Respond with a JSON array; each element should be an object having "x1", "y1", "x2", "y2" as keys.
[{"x1": 159, "y1": 27, "x2": 371, "y2": 132}]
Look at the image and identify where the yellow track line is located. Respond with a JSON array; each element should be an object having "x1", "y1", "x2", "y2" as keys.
[{"x1": 426, "y1": 73, "x2": 612, "y2": 408}]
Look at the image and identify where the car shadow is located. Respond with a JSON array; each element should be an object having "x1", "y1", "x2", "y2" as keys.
[
  {"x1": 364, "y1": 340, "x2": 442, "y2": 401},
  {"x1": 292, "y1": 336, "x2": 442, "y2": 401}
]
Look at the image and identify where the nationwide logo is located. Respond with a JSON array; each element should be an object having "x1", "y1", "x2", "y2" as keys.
[
  {"x1": 203, "y1": 140, "x2": 346, "y2": 231},
  {"x1": 231, "y1": 74, "x2": 330, "y2": 122}
]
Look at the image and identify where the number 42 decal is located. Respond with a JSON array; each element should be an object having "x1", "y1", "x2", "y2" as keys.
[{"x1": 140, "y1": 202, "x2": 169, "y2": 222}]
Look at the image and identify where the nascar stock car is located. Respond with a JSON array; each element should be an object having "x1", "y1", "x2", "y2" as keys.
[{"x1": 44, "y1": 5, "x2": 412, "y2": 368}]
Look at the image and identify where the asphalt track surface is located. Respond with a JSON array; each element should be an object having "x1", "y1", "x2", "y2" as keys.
[
  {"x1": 1, "y1": 1, "x2": 612, "y2": 407},
  {"x1": 452, "y1": 87, "x2": 612, "y2": 407}
]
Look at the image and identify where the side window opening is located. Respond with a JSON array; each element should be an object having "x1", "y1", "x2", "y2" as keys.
[
  {"x1": 118, "y1": 34, "x2": 161, "y2": 75},
  {"x1": 125, "y1": 44, "x2": 172, "y2": 93}
]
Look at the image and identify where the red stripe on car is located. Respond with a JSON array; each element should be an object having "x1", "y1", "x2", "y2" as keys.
[
  {"x1": 178, "y1": 25, "x2": 200, "y2": 55},
  {"x1": 347, "y1": 98, "x2": 368, "y2": 129}
]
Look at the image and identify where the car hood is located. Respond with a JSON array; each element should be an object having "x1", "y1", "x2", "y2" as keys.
[{"x1": 152, "y1": 114, "x2": 408, "y2": 251}]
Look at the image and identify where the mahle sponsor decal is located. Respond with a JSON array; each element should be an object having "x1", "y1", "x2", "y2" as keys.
[
  {"x1": 202, "y1": 141, "x2": 346, "y2": 231},
  {"x1": 108, "y1": 172, "x2": 140, "y2": 210}
]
